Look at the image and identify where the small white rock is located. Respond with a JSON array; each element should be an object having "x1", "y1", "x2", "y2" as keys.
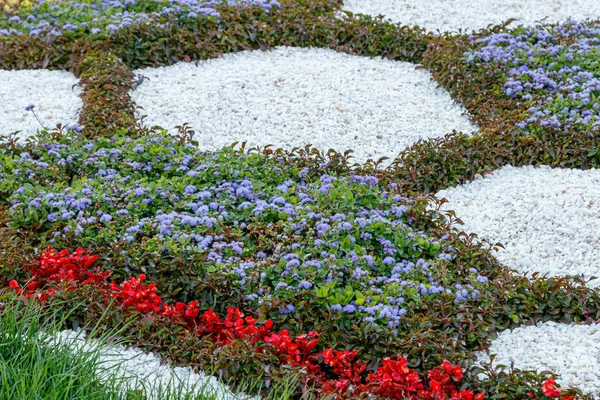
[
  {"x1": 435, "y1": 165, "x2": 600, "y2": 286},
  {"x1": 0, "y1": 69, "x2": 82, "y2": 140},
  {"x1": 133, "y1": 47, "x2": 477, "y2": 165}
]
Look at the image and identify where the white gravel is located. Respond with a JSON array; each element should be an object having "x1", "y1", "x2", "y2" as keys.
[
  {"x1": 341, "y1": 0, "x2": 600, "y2": 33},
  {"x1": 435, "y1": 165, "x2": 600, "y2": 285},
  {"x1": 46, "y1": 329, "x2": 242, "y2": 400},
  {"x1": 477, "y1": 322, "x2": 600, "y2": 397},
  {"x1": 132, "y1": 46, "x2": 476, "y2": 165},
  {"x1": 0, "y1": 69, "x2": 82, "y2": 139}
]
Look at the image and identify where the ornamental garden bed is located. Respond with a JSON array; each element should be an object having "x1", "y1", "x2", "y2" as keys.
[{"x1": 1, "y1": 0, "x2": 600, "y2": 399}]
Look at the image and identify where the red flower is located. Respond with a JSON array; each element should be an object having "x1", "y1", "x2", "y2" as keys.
[
  {"x1": 366, "y1": 356, "x2": 424, "y2": 398},
  {"x1": 8, "y1": 279, "x2": 22, "y2": 294},
  {"x1": 452, "y1": 389, "x2": 485, "y2": 400},
  {"x1": 542, "y1": 379, "x2": 561, "y2": 398},
  {"x1": 5, "y1": 247, "x2": 495, "y2": 400},
  {"x1": 110, "y1": 274, "x2": 163, "y2": 314},
  {"x1": 442, "y1": 360, "x2": 463, "y2": 381}
]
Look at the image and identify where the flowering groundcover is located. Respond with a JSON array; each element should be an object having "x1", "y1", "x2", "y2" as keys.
[
  {"x1": 4, "y1": 246, "x2": 576, "y2": 399},
  {"x1": 1, "y1": 131, "x2": 491, "y2": 361},
  {"x1": 394, "y1": 18, "x2": 600, "y2": 195},
  {"x1": 0, "y1": 0, "x2": 281, "y2": 38},
  {"x1": 1, "y1": 0, "x2": 600, "y2": 398},
  {"x1": 1, "y1": 128, "x2": 597, "y2": 398}
]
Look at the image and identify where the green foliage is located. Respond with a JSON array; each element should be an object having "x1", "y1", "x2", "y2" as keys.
[
  {"x1": 2, "y1": 6, "x2": 600, "y2": 398},
  {"x1": 0, "y1": 0, "x2": 430, "y2": 71},
  {"x1": 0, "y1": 294, "x2": 227, "y2": 400},
  {"x1": 76, "y1": 50, "x2": 138, "y2": 137},
  {"x1": 390, "y1": 26, "x2": 600, "y2": 195}
]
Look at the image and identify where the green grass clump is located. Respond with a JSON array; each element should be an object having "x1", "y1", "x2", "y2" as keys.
[
  {"x1": 0, "y1": 295, "x2": 209, "y2": 399},
  {"x1": 0, "y1": 292, "x2": 308, "y2": 400}
]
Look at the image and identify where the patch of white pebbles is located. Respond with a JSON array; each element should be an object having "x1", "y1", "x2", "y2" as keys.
[
  {"x1": 0, "y1": 69, "x2": 81, "y2": 139},
  {"x1": 133, "y1": 46, "x2": 476, "y2": 164},
  {"x1": 341, "y1": 0, "x2": 600, "y2": 33},
  {"x1": 46, "y1": 329, "x2": 241, "y2": 400},
  {"x1": 436, "y1": 165, "x2": 600, "y2": 285},
  {"x1": 476, "y1": 321, "x2": 600, "y2": 397}
]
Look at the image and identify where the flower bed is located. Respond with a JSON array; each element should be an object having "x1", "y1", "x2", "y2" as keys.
[
  {"x1": 0, "y1": 0, "x2": 281, "y2": 38},
  {"x1": 1, "y1": 0, "x2": 600, "y2": 399},
  {"x1": 1, "y1": 130, "x2": 493, "y2": 362},
  {"x1": 6, "y1": 246, "x2": 577, "y2": 399}
]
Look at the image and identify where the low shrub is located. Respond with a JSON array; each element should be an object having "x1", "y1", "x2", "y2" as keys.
[
  {"x1": 391, "y1": 20, "x2": 600, "y2": 195},
  {"x1": 75, "y1": 50, "x2": 138, "y2": 137},
  {"x1": 7, "y1": 246, "x2": 586, "y2": 399},
  {"x1": 0, "y1": 0, "x2": 429, "y2": 71}
]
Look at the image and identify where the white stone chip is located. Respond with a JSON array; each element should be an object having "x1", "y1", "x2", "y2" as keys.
[
  {"x1": 0, "y1": 69, "x2": 82, "y2": 139},
  {"x1": 435, "y1": 165, "x2": 600, "y2": 286},
  {"x1": 133, "y1": 46, "x2": 476, "y2": 165},
  {"x1": 476, "y1": 322, "x2": 600, "y2": 397},
  {"x1": 341, "y1": 0, "x2": 600, "y2": 33}
]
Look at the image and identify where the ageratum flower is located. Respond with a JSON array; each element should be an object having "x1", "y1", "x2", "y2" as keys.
[
  {"x1": 3, "y1": 131, "x2": 488, "y2": 329},
  {"x1": 466, "y1": 20, "x2": 600, "y2": 133}
]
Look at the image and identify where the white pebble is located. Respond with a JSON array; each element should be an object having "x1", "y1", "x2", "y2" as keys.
[
  {"x1": 341, "y1": 0, "x2": 600, "y2": 33},
  {"x1": 133, "y1": 46, "x2": 476, "y2": 165},
  {"x1": 0, "y1": 69, "x2": 81, "y2": 139},
  {"x1": 436, "y1": 165, "x2": 600, "y2": 286}
]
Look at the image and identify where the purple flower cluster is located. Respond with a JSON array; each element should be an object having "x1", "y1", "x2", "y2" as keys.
[
  {"x1": 0, "y1": 0, "x2": 281, "y2": 38},
  {"x1": 465, "y1": 19, "x2": 600, "y2": 133},
  {"x1": 2, "y1": 132, "x2": 489, "y2": 329}
]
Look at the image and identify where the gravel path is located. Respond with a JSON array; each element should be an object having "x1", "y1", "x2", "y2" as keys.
[
  {"x1": 476, "y1": 322, "x2": 600, "y2": 397},
  {"x1": 133, "y1": 46, "x2": 476, "y2": 165},
  {"x1": 0, "y1": 69, "x2": 81, "y2": 139},
  {"x1": 436, "y1": 165, "x2": 600, "y2": 286},
  {"x1": 341, "y1": 0, "x2": 600, "y2": 33}
]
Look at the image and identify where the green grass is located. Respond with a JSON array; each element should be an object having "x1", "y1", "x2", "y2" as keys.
[{"x1": 0, "y1": 294, "x2": 303, "y2": 400}]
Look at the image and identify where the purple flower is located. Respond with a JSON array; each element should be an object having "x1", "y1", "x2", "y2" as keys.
[
  {"x1": 62, "y1": 23, "x2": 78, "y2": 31},
  {"x1": 342, "y1": 304, "x2": 357, "y2": 313},
  {"x1": 297, "y1": 280, "x2": 312, "y2": 289},
  {"x1": 184, "y1": 184, "x2": 197, "y2": 195},
  {"x1": 25, "y1": 104, "x2": 35, "y2": 111},
  {"x1": 382, "y1": 256, "x2": 395, "y2": 265},
  {"x1": 67, "y1": 123, "x2": 81, "y2": 132},
  {"x1": 279, "y1": 304, "x2": 295, "y2": 314},
  {"x1": 316, "y1": 223, "x2": 330, "y2": 232},
  {"x1": 286, "y1": 259, "x2": 300, "y2": 268}
]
